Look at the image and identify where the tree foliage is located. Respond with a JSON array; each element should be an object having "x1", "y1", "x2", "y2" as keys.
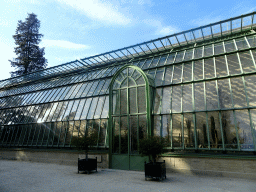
[{"x1": 9, "y1": 13, "x2": 47, "y2": 77}]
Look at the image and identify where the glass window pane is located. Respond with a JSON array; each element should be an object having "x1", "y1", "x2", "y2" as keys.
[
  {"x1": 182, "y1": 84, "x2": 193, "y2": 112},
  {"x1": 158, "y1": 55, "x2": 167, "y2": 66},
  {"x1": 230, "y1": 77, "x2": 247, "y2": 108},
  {"x1": 153, "y1": 88, "x2": 162, "y2": 114},
  {"x1": 74, "y1": 99, "x2": 86, "y2": 120},
  {"x1": 239, "y1": 51, "x2": 255, "y2": 73},
  {"x1": 226, "y1": 54, "x2": 241, "y2": 75},
  {"x1": 164, "y1": 66, "x2": 173, "y2": 85},
  {"x1": 204, "y1": 58, "x2": 215, "y2": 79},
  {"x1": 129, "y1": 88, "x2": 137, "y2": 114},
  {"x1": 162, "y1": 87, "x2": 171, "y2": 114},
  {"x1": 138, "y1": 86, "x2": 146, "y2": 113},
  {"x1": 214, "y1": 43, "x2": 224, "y2": 55},
  {"x1": 101, "y1": 96, "x2": 109, "y2": 118},
  {"x1": 194, "y1": 60, "x2": 203, "y2": 80},
  {"x1": 225, "y1": 40, "x2": 236, "y2": 52},
  {"x1": 172, "y1": 114, "x2": 182, "y2": 147},
  {"x1": 182, "y1": 62, "x2": 192, "y2": 82},
  {"x1": 235, "y1": 110, "x2": 254, "y2": 150},
  {"x1": 247, "y1": 35, "x2": 256, "y2": 47},
  {"x1": 196, "y1": 112, "x2": 208, "y2": 148},
  {"x1": 184, "y1": 50, "x2": 193, "y2": 61},
  {"x1": 245, "y1": 75, "x2": 256, "y2": 107},
  {"x1": 194, "y1": 47, "x2": 203, "y2": 59},
  {"x1": 207, "y1": 112, "x2": 222, "y2": 149},
  {"x1": 236, "y1": 37, "x2": 249, "y2": 50},
  {"x1": 215, "y1": 56, "x2": 228, "y2": 77},
  {"x1": 218, "y1": 79, "x2": 232, "y2": 109},
  {"x1": 204, "y1": 45, "x2": 213, "y2": 57},
  {"x1": 166, "y1": 53, "x2": 176, "y2": 64},
  {"x1": 205, "y1": 81, "x2": 218, "y2": 110},
  {"x1": 80, "y1": 98, "x2": 92, "y2": 120},
  {"x1": 155, "y1": 68, "x2": 164, "y2": 86},
  {"x1": 184, "y1": 113, "x2": 195, "y2": 148},
  {"x1": 174, "y1": 51, "x2": 184, "y2": 63},
  {"x1": 172, "y1": 85, "x2": 181, "y2": 113},
  {"x1": 172, "y1": 65, "x2": 182, "y2": 83},
  {"x1": 87, "y1": 98, "x2": 98, "y2": 119},
  {"x1": 194, "y1": 82, "x2": 205, "y2": 111}
]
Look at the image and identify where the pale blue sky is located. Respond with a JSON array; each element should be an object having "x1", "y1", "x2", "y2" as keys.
[{"x1": 0, "y1": 0, "x2": 256, "y2": 80}]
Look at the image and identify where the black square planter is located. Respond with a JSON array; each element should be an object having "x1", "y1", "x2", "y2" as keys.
[
  {"x1": 78, "y1": 157, "x2": 97, "y2": 174},
  {"x1": 144, "y1": 160, "x2": 166, "y2": 180}
]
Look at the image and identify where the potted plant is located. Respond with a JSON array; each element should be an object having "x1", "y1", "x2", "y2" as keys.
[
  {"x1": 138, "y1": 135, "x2": 167, "y2": 180},
  {"x1": 71, "y1": 129, "x2": 98, "y2": 174}
]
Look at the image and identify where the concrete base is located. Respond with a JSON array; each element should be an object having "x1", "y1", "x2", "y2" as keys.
[
  {"x1": 0, "y1": 148, "x2": 109, "y2": 169},
  {"x1": 1, "y1": 148, "x2": 256, "y2": 179},
  {"x1": 159, "y1": 156, "x2": 256, "y2": 180}
]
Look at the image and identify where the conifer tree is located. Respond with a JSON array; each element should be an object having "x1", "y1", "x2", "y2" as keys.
[{"x1": 9, "y1": 13, "x2": 47, "y2": 77}]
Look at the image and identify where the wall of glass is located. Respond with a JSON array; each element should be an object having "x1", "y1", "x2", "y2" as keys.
[{"x1": 1, "y1": 29, "x2": 256, "y2": 152}]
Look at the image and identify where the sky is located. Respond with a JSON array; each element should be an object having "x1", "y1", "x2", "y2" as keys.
[{"x1": 0, "y1": 0, "x2": 256, "y2": 81}]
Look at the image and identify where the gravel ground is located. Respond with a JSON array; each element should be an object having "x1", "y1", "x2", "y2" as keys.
[{"x1": 0, "y1": 160, "x2": 255, "y2": 192}]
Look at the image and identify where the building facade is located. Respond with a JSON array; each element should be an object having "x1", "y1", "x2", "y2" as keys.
[{"x1": 1, "y1": 12, "x2": 256, "y2": 173}]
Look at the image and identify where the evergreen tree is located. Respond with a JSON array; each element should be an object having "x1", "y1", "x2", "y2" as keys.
[{"x1": 9, "y1": 13, "x2": 47, "y2": 77}]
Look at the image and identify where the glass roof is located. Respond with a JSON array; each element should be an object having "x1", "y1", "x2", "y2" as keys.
[{"x1": 0, "y1": 11, "x2": 255, "y2": 90}]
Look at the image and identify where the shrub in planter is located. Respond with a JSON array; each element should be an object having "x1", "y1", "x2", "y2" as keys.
[
  {"x1": 139, "y1": 136, "x2": 167, "y2": 180},
  {"x1": 71, "y1": 129, "x2": 98, "y2": 174}
]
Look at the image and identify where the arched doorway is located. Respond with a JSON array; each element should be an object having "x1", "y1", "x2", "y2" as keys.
[{"x1": 109, "y1": 65, "x2": 153, "y2": 170}]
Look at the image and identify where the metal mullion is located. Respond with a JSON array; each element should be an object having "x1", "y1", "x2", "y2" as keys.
[
  {"x1": 182, "y1": 50, "x2": 186, "y2": 61},
  {"x1": 144, "y1": 44, "x2": 153, "y2": 54},
  {"x1": 224, "y1": 54, "x2": 230, "y2": 76},
  {"x1": 183, "y1": 34, "x2": 189, "y2": 45},
  {"x1": 166, "y1": 38, "x2": 174, "y2": 48},
  {"x1": 138, "y1": 45, "x2": 147, "y2": 55},
  {"x1": 210, "y1": 25, "x2": 214, "y2": 38},
  {"x1": 251, "y1": 14, "x2": 254, "y2": 29},
  {"x1": 175, "y1": 35, "x2": 181, "y2": 46},
  {"x1": 200, "y1": 28, "x2": 205, "y2": 40},
  {"x1": 152, "y1": 42, "x2": 159, "y2": 52},
  {"x1": 220, "y1": 23, "x2": 223, "y2": 37},
  {"x1": 241, "y1": 17, "x2": 243, "y2": 32},
  {"x1": 159, "y1": 39, "x2": 166, "y2": 49},
  {"x1": 192, "y1": 31, "x2": 197, "y2": 43},
  {"x1": 236, "y1": 52, "x2": 244, "y2": 74}
]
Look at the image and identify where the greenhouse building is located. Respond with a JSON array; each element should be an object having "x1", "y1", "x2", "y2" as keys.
[{"x1": 1, "y1": 12, "x2": 256, "y2": 176}]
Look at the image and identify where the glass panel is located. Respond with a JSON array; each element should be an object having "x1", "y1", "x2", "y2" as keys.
[
  {"x1": 113, "y1": 117, "x2": 120, "y2": 153},
  {"x1": 196, "y1": 112, "x2": 208, "y2": 148},
  {"x1": 214, "y1": 43, "x2": 224, "y2": 55},
  {"x1": 87, "y1": 98, "x2": 98, "y2": 119},
  {"x1": 204, "y1": 58, "x2": 215, "y2": 79},
  {"x1": 184, "y1": 50, "x2": 193, "y2": 61},
  {"x1": 239, "y1": 51, "x2": 255, "y2": 73},
  {"x1": 194, "y1": 47, "x2": 203, "y2": 59},
  {"x1": 129, "y1": 88, "x2": 137, "y2": 114},
  {"x1": 137, "y1": 86, "x2": 146, "y2": 113},
  {"x1": 120, "y1": 89, "x2": 127, "y2": 114},
  {"x1": 68, "y1": 100, "x2": 80, "y2": 120},
  {"x1": 194, "y1": 60, "x2": 203, "y2": 80},
  {"x1": 150, "y1": 57, "x2": 160, "y2": 68},
  {"x1": 51, "y1": 102, "x2": 63, "y2": 121},
  {"x1": 61, "y1": 101, "x2": 74, "y2": 121},
  {"x1": 166, "y1": 53, "x2": 175, "y2": 64},
  {"x1": 155, "y1": 68, "x2": 164, "y2": 86},
  {"x1": 208, "y1": 112, "x2": 222, "y2": 149},
  {"x1": 235, "y1": 110, "x2": 254, "y2": 150},
  {"x1": 142, "y1": 58, "x2": 152, "y2": 69},
  {"x1": 94, "y1": 96, "x2": 105, "y2": 119},
  {"x1": 162, "y1": 87, "x2": 171, "y2": 114},
  {"x1": 139, "y1": 115, "x2": 147, "y2": 140},
  {"x1": 206, "y1": 81, "x2": 218, "y2": 110},
  {"x1": 153, "y1": 88, "x2": 162, "y2": 114},
  {"x1": 204, "y1": 45, "x2": 213, "y2": 57},
  {"x1": 215, "y1": 56, "x2": 228, "y2": 77},
  {"x1": 99, "y1": 119, "x2": 107, "y2": 146},
  {"x1": 247, "y1": 35, "x2": 256, "y2": 47},
  {"x1": 164, "y1": 66, "x2": 173, "y2": 85},
  {"x1": 184, "y1": 113, "x2": 195, "y2": 148},
  {"x1": 130, "y1": 115, "x2": 138, "y2": 154},
  {"x1": 120, "y1": 116, "x2": 128, "y2": 154},
  {"x1": 80, "y1": 98, "x2": 92, "y2": 120},
  {"x1": 74, "y1": 99, "x2": 86, "y2": 120},
  {"x1": 101, "y1": 96, "x2": 109, "y2": 118},
  {"x1": 172, "y1": 64, "x2": 182, "y2": 84},
  {"x1": 245, "y1": 75, "x2": 256, "y2": 107},
  {"x1": 230, "y1": 77, "x2": 247, "y2": 108},
  {"x1": 227, "y1": 54, "x2": 241, "y2": 75},
  {"x1": 217, "y1": 79, "x2": 232, "y2": 109},
  {"x1": 174, "y1": 51, "x2": 184, "y2": 63},
  {"x1": 182, "y1": 62, "x2": 192, "y2": 82},
  {"x1": 236, "y1": 37, "x2": 249, "y2": 50},
  {"x1": 172, "y1": 85, "x2": 181, "y2": 113},
  {"x1": 153, "y1": 115, "x2": 161, "y2": 136},
  {"x1": 225, "y1": 40, "x2": 236, "y2": 52},
  {"x1": 158, "y1": 55, "x2": 167, "y2": 66},
  {"x1": 172, "y1": 114, "x2": 182, "y2": 147},
  {"x1": 182, "y1": 84, "x2": 193, "y2": 112},
  {"x1": 194, "y1": 82, "x2": 205, "y2": 111},
  {"x1": 248, "y1": 109, "x2": 256, "y2": 148}
]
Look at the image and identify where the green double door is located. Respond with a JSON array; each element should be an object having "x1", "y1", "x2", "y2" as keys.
[{"x1": 109, "y1": 66, "x2": 151, "y2": 171}]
